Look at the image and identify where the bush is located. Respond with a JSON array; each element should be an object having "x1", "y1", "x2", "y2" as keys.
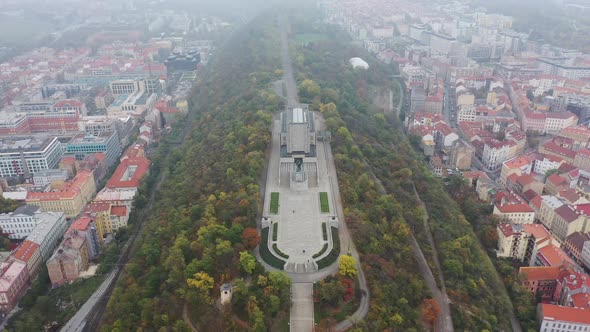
[
  {"x1": 322, "y1": 222, "x2": 327, "y2": 241},
  {"x1": 313, "y1": 243, "x2": 328, "y2": 258},
  {"x1": 260, "y1": 227, "x2": 285, "y2": 269},
  {"x1": 317, "y1": 227, "x2": 339, "y2": 269},
  {"x1": 272, "y1": 223, "x2": 278, "y2": 241},
  {"x1": 273, "y1": 243, "x2": 289, "y2": 259}
]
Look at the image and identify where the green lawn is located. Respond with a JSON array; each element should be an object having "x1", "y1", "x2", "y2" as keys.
[
  {"x1": 270, "y1": 192, "x2": 279, "y2": 214},
  {"x1": 319, "y1": 192, "x2": 329, "y2": 213},
  {"x1": 295, "y1": 33, "x2": 327, "y2": 46}
]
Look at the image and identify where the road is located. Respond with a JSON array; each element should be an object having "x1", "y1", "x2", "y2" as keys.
[
  {"x1": 411, "y1": 184, "x2": 454, "y2": 332},
  {"x1": 256, "y1": 14, "x2": 369, "y2": 331},
  {"x1": 60, "y1": 272, "x2": 116, "y2": 331},
  {"x1": 64, "y1": 80, "x2": 197, "y2": 330}
]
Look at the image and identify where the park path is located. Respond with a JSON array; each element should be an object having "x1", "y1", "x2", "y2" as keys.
[{"x1": 411, "y1": 184, "x2": 454, "y2": 332}]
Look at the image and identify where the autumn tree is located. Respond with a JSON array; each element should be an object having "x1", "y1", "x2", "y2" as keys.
[
  {"x1": 299, "y1": 79, "x2": 321, "y2": 100},
  {"x1": 338, "y1": 255, "x2": 357, "y2": 278},
  {"x1": 187, "y1": 272, "x2": 215, "y2": 304},
  {"x1": 242, "y1": 227, "x2": 261, "y2": 250},
  {"x1": 246, "y1": 296, "x2": 266, "y2": 332},
  {"x1": 420, "y1": 298, "x2": 441, "y2": 327}
]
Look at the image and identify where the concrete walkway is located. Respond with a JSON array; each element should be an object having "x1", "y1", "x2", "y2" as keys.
[{"x1": 290, "y1": 283, "x2": 314, "y2": 332}]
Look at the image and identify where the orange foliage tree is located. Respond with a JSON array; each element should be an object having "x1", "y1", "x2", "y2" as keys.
[
  {"x1": 242, "y1": 227, "x2": 261, "y2": 250},
  {"x1": 420, "y1": 298, "x2": 441, "y2": 328}
]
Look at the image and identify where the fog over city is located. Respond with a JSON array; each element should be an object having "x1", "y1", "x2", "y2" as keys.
[{"x1": 1, "y1": 0, "x2": 590, "y2": 331}]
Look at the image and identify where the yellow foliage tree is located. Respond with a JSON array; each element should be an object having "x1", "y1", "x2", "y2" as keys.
[
  {"x1": 187, "y1": 272, "x2": 214, "y2": 291},
  {"x1": 338, "y1": 254, "x2": 357, "y2": 278}
]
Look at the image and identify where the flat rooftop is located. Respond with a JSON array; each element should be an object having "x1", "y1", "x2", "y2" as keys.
[{"x1": 0, "y1": 136, "x2": 58, "y2": 153}]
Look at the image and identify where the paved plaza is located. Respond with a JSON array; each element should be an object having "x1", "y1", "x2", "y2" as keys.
[{"x1": 263, "y1": 111, "x2": 337, "y2": 271}]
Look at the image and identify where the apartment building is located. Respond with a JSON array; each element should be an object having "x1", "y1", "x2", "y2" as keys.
[
  {"x1": 46, "y1": 233, "x2": 89, "y2": 287},
  {"x1": 0, "y1": 260, "x2": 29, "y2": 313},
  {"x1": 26, "y1": 170, "x2": 96, "y2": 218}
]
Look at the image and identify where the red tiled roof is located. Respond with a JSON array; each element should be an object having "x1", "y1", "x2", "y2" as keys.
[
  {"x1": 433, "y1": 122, "x2": 455, "y2": 136},
  {"x1": 12, "y1": 240, "x2": 39, "y2": 263},
  {"x1": 26, "y1": 170, "x2": 93, "y2": 201},
  {"x1": 520, "y1": 266, "x2": 561, "y2": 281},
  {"x1": 558, "y1": 188, "x2": 580, "y2": 204},
  {"x1": 110, "y1": 205, "x2": 127, "y2": 217},
  {"x1": 504, "y1": 155, "x2": 532, "y2": 169},
  {"x1": 516, "y1": 174, "x2": 535, "y2": 186},
  {"x1": 540, "y1": 304, "x2": 590, "y2": 325},
  {"x1": 522, "y1": 189, "x2": 539, "y2": 202},
  {"x1": 106, "y1": 157, "x2": 151, "y2": 189},
  {"x1": 53, "y1": 99, "x2": 83, "y2": 108},
  {"x1": 463, "y1": 171, "x2": 488, "y2": 180},
  {"x1": 67, "y1": 216, "x2": 93, "y2": 233},
  {"x1": 498, "y1": 223, "x2": 516, "y2": 237},
  {"x1": 577, "y1": 148, "x2": 590, "y2": 158},
  {"x1": 60, "y1": 156, "x2": 77, "y2": 165},
  {"x1": 530, "y1": 195, "x2": 543, "y2": 210},
  {"x1": 542, "y1": 141, "x2": 576, "y2": 159},
  {"x1": 555, "y1": 204, "x2": 581, "y2": 223},
  {"x1": 575, "y1": 203, "x2": 590, "y2": 216},
  {"x1": 538, "y1": 245, "x2": 574, "y2": 266},
  {"x1": 565, "y1": 232, "x2": 590, "y2": 252},
  {"x1": 523, "y1": 223, "x2": 551, "y2": 240},
  {"x1": 84, "y1": 202, "x2": 111, "y2": 214},
  {"x1": 547, "y1": 173, "x2": 568, "y2": 186},
  {"x1": 546, "y1": 111, "x2": 577, "y2": 120}
]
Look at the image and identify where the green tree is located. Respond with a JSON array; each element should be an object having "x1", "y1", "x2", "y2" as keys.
[
  {"x1": 319, "y1": 279, "x2": 345, "y2": 306},
  {"x1": 239, "y1": 251, "x2": 256, "y2": 274},
  {"x1": 269, "y1": 271, "x2": 291, "y2": 290}
]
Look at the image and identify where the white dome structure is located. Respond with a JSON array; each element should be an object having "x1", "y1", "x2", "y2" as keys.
[{"x1": 349, "y1": 57, "x2": 369, "y2": 70}]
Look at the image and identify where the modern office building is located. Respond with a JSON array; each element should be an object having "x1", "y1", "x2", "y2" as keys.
[
  {"x1": 65, "y1": 131, "x2": 122, "y2": 167},
  {"x1": 0, "y1": 136, "x2": 63, "y2": 178},
  {"x1": 109, "y1": 77, "x2": 161, "y2": 96}
]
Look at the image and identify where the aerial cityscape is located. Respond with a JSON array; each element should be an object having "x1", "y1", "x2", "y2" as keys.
[{"x1": 1, "y1": 0, "x2": 590, "y2": 331}]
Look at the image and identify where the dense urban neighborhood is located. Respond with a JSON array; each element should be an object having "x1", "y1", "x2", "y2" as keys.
[{"x1": 1, "y1": 0, "x2": 590, "y2": 331}]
